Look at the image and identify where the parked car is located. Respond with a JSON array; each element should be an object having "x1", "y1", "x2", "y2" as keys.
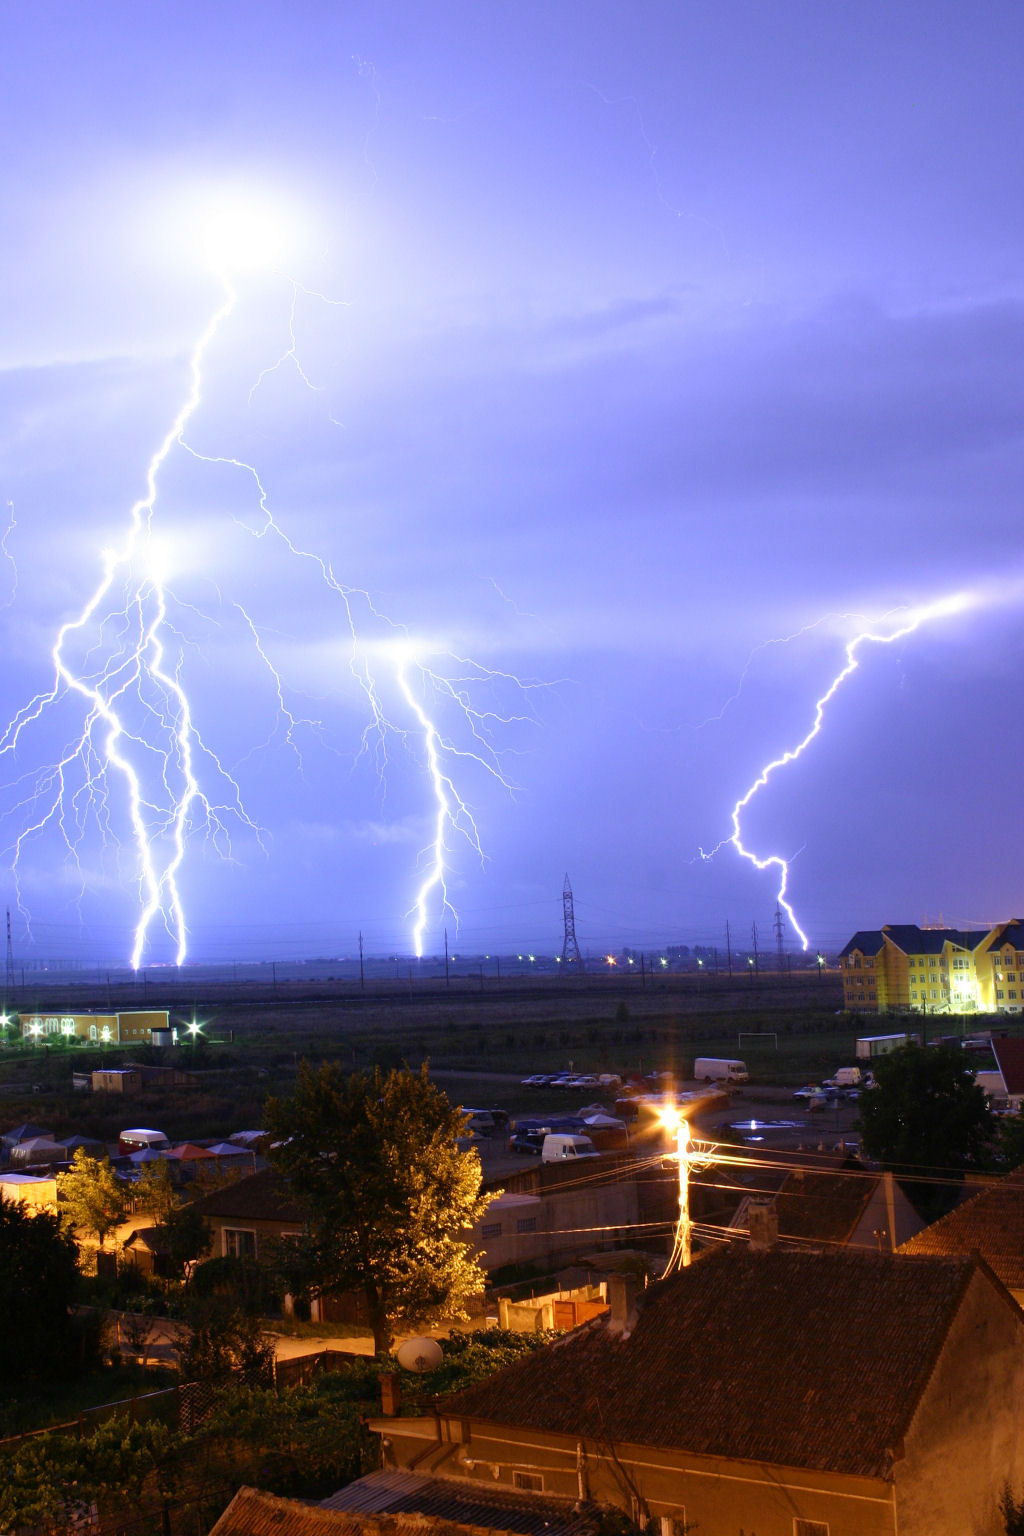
[
  {"x1": 792, "y1": 1084, "x2": 823, "y2": 1100},
  {"x1": 510, "y1": 1130, "x2": 545, "y2": 1155},
  {"x1": 521, "y1": 1074, "x2": 552, "y2": 1087}
]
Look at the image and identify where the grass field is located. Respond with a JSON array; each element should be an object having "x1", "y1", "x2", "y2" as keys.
[{"x1": 0, "y1": 967, "x2": 1008, "y2": 1139}]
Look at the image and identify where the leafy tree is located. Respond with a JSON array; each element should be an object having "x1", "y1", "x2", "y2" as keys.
[
  {"x1": 265, "y1": 1061, "x2": 494, "y2": 1352},
  {"x1": 857, "y1": 1043, "x2": 993, "y2": 1216},
  {"x1": 177, "y1": 1290, "x2": 275, "y2": 1385},
  {"x1": 0, "y1": 1195, "x2": 79, "y2": 1384},
  {"x1": 135, "y1": 1157, "x2": 179, "y2": 1224},
  {"x1": 58, "y1": 1147, "x2": 127, "y2": 1248},
  {"x1": 158, "y1": 1203, "x2": 213, "y2": 1278}
]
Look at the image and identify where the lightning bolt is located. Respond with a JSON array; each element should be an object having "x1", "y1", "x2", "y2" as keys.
[
  {"x1": 2, "y1": 240, "x2": 536, "y2": 966},
  {"x1": 702, "y1": 590, "x2": 976, "y2": 949}
]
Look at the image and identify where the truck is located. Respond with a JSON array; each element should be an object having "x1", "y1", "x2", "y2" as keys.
[
  {"x1": 693, "y1": 1057, "x2": 749, "y2": 1085},
  {"x1": 541, "y1": 1133, "x2": 599, "y2": 1162}
]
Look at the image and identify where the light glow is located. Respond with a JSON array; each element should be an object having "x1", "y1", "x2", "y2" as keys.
[{"x1": 704, "y1": 590, "x2": 979, "y2": 950}]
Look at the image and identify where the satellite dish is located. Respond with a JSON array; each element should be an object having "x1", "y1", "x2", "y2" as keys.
[{"x1": 396, "y1": 1336, "x2": 443, "y2": 1373}]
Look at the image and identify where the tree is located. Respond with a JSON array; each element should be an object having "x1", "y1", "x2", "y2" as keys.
[
  {"x1": 158, "y1": 1202, "x2": 213, "y2": 1278},
  {"x1": 857, "y1": 1043, "x2": 993, "y2": 1216},
  {"x1": 58, "y1": 1147, "x2": 127, "y2": 1248},
  {"x1": 135, "y1": 1157, "x2": 179, "y2": 1225},
  {"x1": 265, "y1": 1061, "x2": 494, "y2": 1353},
  {"x1": 0, "y1": 1194, "x2": 80, "y2": 1383}
]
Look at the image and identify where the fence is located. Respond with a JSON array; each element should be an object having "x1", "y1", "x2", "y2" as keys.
[{"x1": 0, "y1": 1386, "x2": 180, "y2": 1450}]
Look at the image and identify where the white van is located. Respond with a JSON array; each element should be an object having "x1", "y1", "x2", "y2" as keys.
[
  {"x1": 118, "y1": 1127, "x2": 170, "y2": 1156},
  {"x1": 541, "y1": 1133, "x2": 599, "y2": 1162},
  {"x1": 693, "y1": 1057, "x2": 749, "y2": 1085},
  {"x1": 832, "y1": 1066, "x2": 862, "y2": 1087}
]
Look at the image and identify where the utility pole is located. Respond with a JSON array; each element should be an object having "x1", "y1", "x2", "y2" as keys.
[
  {"x1": 561, "y1": 874, "x2": 584, "y2": 971},
  {"x1": 751, "y1": 921, "x2": 759, "y2": 976},
  {"x1": 358, "y1": 931, "x2": 365, "y2": 992},
  {"x1": 725, "y1": 920, "x2": 733, "y2": 977},
  {"x1": 5, "y1": 908, "x2": 13, "y2": 996},
  {"x1": 444, "y1": 928, "x2": 450, "y2": 989},
  {"x1": 774, "y1": 903, "x2": 785, "y2": 973}
]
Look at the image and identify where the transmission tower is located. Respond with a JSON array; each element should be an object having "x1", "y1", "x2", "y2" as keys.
[
  {"x1": 774, "y1": 902, "x2": 786, "y2": 971},
  {"x1": 561, "y1": 874, "x2": 584, "y2": 971},
  {"x1": 4, "y1": 908, "x2": 13, "y2": 994}
]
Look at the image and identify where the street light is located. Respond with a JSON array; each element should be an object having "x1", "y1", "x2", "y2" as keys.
[{"x1": 659, "y1": 1099, "x2": 717, "y2": 1276}]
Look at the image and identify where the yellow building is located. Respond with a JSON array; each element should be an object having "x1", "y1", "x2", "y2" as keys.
[
  {"x1": 840, "y1": 919, "x2": 1024, "y2": 1015},
  {"x1": 20, "y1": 1009, "x2": 169, "y2": 1043}
]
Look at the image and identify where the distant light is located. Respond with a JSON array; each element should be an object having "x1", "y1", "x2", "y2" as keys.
[
  {"x1": 555, "y1": 956, "x2": 561, "y2": 963},
  {"x1": 29, "y1": 1022, "x2": 42, "y2": 1039},
  {"x1": 528, "y1": 954, "x2": 535, "y2": 963},
  {"x1": 697, "y1": 959, "x2": 703, "y2": 968},
  {"x1": 100, "y1": 1025, "x2": 111, "y2": 1042},
  {"x1": 748, "y1": 957, "x2": 754, "y2": 966},
  {"x1": 0, "y1": 1012, "x2": 9, "y2": 1028},
  {"x1": 659, "y1": 958, "x2": 668, "y2": 969},
  {"x1": 627, "y1": 957, "x2": 635, "y2": 966},
  {"x1": 605, "y1": 955, "x2": 617, "y2": 967}
]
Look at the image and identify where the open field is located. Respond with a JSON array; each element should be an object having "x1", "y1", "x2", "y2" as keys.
[{"x1": 0, "y1": 967, "x2": 1011, "y2": 1143}]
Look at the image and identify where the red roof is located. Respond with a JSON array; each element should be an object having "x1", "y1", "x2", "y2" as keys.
[
  {"x1": 991, "y1": 1038, "x2": 1024, "y2": 1095},
  {"x1": 440, "y1": 1245, "x2": 984, "y2": 1478}
]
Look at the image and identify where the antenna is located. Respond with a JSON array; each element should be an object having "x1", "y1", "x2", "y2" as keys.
[
  {"x1": 561, "y1": 874, "x2": 584, "y2": 971},
  {"x1": 5, "y1": 908, "x2": 13, "y2": 995}
]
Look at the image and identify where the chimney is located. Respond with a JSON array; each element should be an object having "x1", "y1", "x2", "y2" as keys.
[
  {"x1": 606, "y1": 1273, "x2": 639, "y2": 1336},
  {"x1": 380, "y1": 1372, "x2": 402, "y2": 1416},
  {"x1": 748, "y1": 1200, "x2": 778, "y2": 1252}
]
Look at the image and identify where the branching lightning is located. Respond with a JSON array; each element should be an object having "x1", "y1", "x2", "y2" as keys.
[
  {"x1": 702, "y1": 591, "x2": 977, "y2": 949},
  {"x1": 1, "y1": 213, "x2": 536, "y2": 966}
]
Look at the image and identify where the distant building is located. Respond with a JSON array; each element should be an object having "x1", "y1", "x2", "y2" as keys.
[
  {"x1": 20, "y1": 1009, "x2": 170, "y2": 1044},
  {"x1": 839, "y1": 919, "x2": 1024, "y2": 1015}
]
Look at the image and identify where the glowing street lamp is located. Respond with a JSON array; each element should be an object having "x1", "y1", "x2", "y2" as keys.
[{"x1": 659, "y1": 1101, "x2": 716, "y2": 1277}]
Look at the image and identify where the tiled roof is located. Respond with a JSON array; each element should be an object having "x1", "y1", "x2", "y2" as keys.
[
  {"x1": 322, "y1": 1472, "x2": 596, "y2": 1536},
  {"x1": 985, "y1": 921, "x2": 1024, "y2": 953},
  {"x1": 992, "y1": 1039, "x2": 1024, "y2": 1096},
  {"x1": 898, "y1": 1168, "x2": 1024, "y2": 1290},
  {"x1": 773, "y1": 1161, "x2": 876, "y2": 1243},
  {"x1": 440, "y1": 1246, "x2": 978, "y2": 1478},
  {"x1": 210, "y1": 1486, "x2": 591, "y2": 1536},
  {"x1": 190, "y1": 1167, "x2": 306, "y2": 1223},
  {"x1": 881, "y1": 924, "x2": 985, "y2": 956},
  {"x1": 839, "y1": 930, "x2": 885, "y2": 958}
]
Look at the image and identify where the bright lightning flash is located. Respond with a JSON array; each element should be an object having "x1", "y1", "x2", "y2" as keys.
[
  {"x1": 704, "y1": 591, "x2": 977, "y2": 949},
  {"x1": 1, "y1": 198, "x2": 534, "y2": 966}
]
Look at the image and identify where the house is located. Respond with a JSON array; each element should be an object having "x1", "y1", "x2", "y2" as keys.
[
  {"x1": 474, "y1": 1152, "x2": 673, "y2": 1276},
  {"x1": 121, "y1": 1225, "x2": 176, "y2": 1279},
  {"x1": 986, "y1": 1037, "x2": 1024, "y2": 1110},
  {"x1": 369, "y1": 1244, "x2": 1024, "y2": 1535},
  {"x1": 729, "y1": 1158, "x2": 925, "y2": 1252},
  {"x1": 898, "y1": 1166, "x2": 1024, "y2": 1304},
  {"x1": 190, "y1": 1167, "x2": 307, "y2": 1261}
]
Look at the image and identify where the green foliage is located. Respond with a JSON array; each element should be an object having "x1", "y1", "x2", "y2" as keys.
[
  {"x1": 0, "y1": 1415, "x2": 175, "y2": 1532},
  {"x1": 995, "y1": 1112, "x2": 1024, "y2": 1173},
  {"x1": 134, "y1": 1158, "x2": 179, "y2": 1224},
  {"x1": 177, "y1": 1288, "x2": 275, "y2": 1386},
  {"x1": 58, "y1": 1147, "x2": 127, "y2": 1247},
  {"x1": 857, "y1": 1044, "x2": 993, "y2": 1216},
  {"x1": 0, "y1": 1194, "x2": 80, "y2": 1385},
  {"x1": 157, "y1": 1203, "x2": 213, "y2": 1277},
  {"x1": 265, "y1": 1061, "x2": 494, "y2": 1352}
]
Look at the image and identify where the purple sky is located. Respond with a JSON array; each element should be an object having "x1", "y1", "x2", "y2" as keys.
[{"x1": 1, "y1": 2, "x2": 1022, "y2": 966}]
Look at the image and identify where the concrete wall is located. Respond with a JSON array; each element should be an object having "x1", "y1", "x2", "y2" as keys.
[
  {"x1": 374, "y1": 1417, "x2": 896, "y2": 1536},
  {"x1": 896, "y1": 1267, "x2": 1024, "y2": 1536}
]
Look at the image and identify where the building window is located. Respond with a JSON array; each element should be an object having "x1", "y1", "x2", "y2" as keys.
[
  {"x1": 1011, "y1": 991, "x2": 1018, "y2": 1000},
  {"x1": 794, "y1": 1522, "x2": 830, "y2": 1536},
  {"x1": 516, "y1": 1217, "x2": 538, "y2": 1234},
  {"x1": 513, "y1": 1472, "x2": 544, "y2": 1492},
  {"x1": 223, "y1": 1229, "x2": 257, "y2": 1260},
  {"x1": 997, "y1": 990, "x2": 1005, "y2": 1001},
  {"x1": 481, "y1": 1222, "x2": 502, "y2": 1239}
]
